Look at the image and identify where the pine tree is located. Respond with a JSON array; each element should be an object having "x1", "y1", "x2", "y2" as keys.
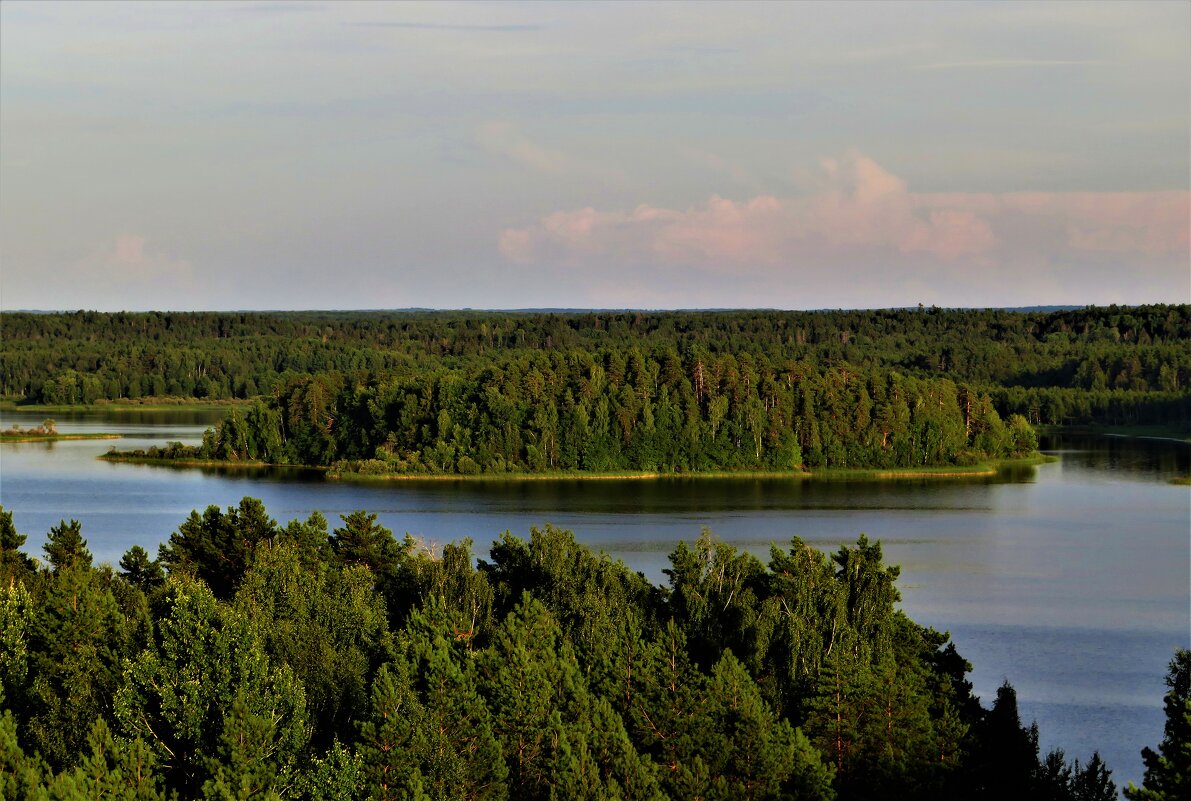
[
  {"x1": 115, "y1": 573, "x2": 308, "y2": 797},
  {"x1": 1071, "y1": 752, "x2": 1116, "y2": 801},
  {"x1": 0, "y1": 506, "x2": 35, "y2": 586},
  {"x1": 43, "y1": 519, "x2": 91, "y2": 572},
  {"x1": 44, "y1": 718, "x2": 164, "y2": 801},
  {"x1": 25, "y1": 552, "x2": 129, "y2": 770},
  {"x1": 1125, "y1": 649, "x2": 1191, "y2": 801},
  {"x1": 0, "y1": 711, "x2": 47, "y2": 801},
  {"x1": 158, "y1": 497, "x2": 277, "y2": 599},
  {"x1": 355, "y1": 661, "x2": 433, "y2": 801},
  {"x1": 119, "y1": 545, "x2": 165, "y2": 592}
]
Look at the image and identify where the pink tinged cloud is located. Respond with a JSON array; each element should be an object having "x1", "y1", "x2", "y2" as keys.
[
  {"x1": 499, "y1": 152, "x2": 1190, "y2": 286},
  {"x1": 80, "y1": 234, "x2": 194, "y2": 290}
]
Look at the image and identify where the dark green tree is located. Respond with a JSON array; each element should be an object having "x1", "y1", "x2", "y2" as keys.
[
  {"x1": 43, "y1": 519, "x2": 91, "y2": 572},
  {"x1": 0, "y1": 506, "x2": 35, "y2": 586},
  {"x1": 1126, "y1": 649, "x2": 1191, "y2": 801},
  {"x1": 119, "y1": 545, "x2": 165, "y2": 592},
  {"x1": 115, "y1": 573, "x2": 308, "y2": 797},
  {"x1": 157, "y1": 497, "x2": 277, "y2": 599}
]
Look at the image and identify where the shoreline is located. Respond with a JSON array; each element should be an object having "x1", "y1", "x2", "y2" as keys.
[
  {"x1": 2, "y1": 432, "x2": 123, "y2": 443},
  {"x1": 0, "y1": 398, "x2": 247, "y2": 414},
  {"x1": 95, "y1": 453, "x2": 1053, "y2": 481},
  {"x1": 98, "y1": 454, "x2": 284, "y2": 469},
  {"x1": 327, "y1": 455, "x2": 1052, "y2": 483},
  {"x1": 1040, "y1": 423, "x2": 1191, "y2": 444}
]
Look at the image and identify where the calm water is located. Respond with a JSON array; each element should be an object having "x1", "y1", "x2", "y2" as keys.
[{"x1": 1, "y1": 408, "x2": 1187, "y2": 790}]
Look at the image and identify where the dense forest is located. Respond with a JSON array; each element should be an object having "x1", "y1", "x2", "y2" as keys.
[
  {"x1": 123, "y1": 352, "x2": 1040, "y2": 475},
  {"x1": 3, "y1": 307, "x2": 1189, "y2": 431},
  {"x1": 5, "y1": 500, "x2": 1175, "y2": 801}
]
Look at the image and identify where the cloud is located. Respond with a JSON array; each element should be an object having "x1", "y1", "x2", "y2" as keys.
[
  {"x1": 499, "y1": 152, "x2": 1189, "y2": 277},
  {"x1": 351, "y1": 21, "x2": 541, "y2": 32},
  {"x1": 79, "y1": 234, "x2": 194, "y2": 292},
  {"x1": 475, "y1": 121, "x2": 626, "y2": 183},
  {"x1": 911, "y1": 59, "x2": 1104, "y2": 71}
]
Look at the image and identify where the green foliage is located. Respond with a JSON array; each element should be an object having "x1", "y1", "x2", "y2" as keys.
[
  {"x1": 0, "y1": 497, "x2": 1138, "y2": 801},
  {"x1": 234, "y1": 541, "x2": 394, "y2": 747},
  {"x1": 42, "y1": 519, "x2": 90, "y2": 573},
  {"x1": 0, "y1": 712, "x2": 47, "y2": 801},
  {"x1": 0, "y1": 506, "x2": 35, "y2": 586},
  {"x1": 0, "y1": 578, "x2": 33, "y2": 708},
  {"x1": 3, "y1": 308, "x2": 1188, "y2": 424},
  {"x1": 23, "y1": 557, "x2": 130, "y2": 770},
  {"x1": 42, "y1": 718, "x2": 164, "y2": 801},
  {"x1": 115, "y1": 573, "x2": 309, "y2": 797},
  {"x1": 118, "y1": 546, "x2": 164, "y2": 593},
  {"x1": 1126, "y1": 649, "x2": 1191, "y2": 801},
  {"x1": 157, "y1": 497, "x2": 278, "y2": 599}
]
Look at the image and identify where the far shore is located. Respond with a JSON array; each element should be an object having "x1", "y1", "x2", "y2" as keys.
[
  {"x1": 2, "y1": 432, "x2": 123, "y2": 443},
  {"x1": 1039, "y1": 423, "x2": 1191, "y2": 444},
  {"x1": 0, "y1": 398, "x2": 248, "y2": 414}
]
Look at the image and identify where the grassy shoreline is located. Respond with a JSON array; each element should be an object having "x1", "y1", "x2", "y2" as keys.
[
  {"x1": 98, "y1": 453, "x2": 280, "y2": 469},
  {"x1": 325, "y1": 455, "x2": 1053, "y2": 483},
  {"x1": 0, "y1": 398, "x2": 247, "y2": 414},
  {"x1": 2, "y1": 432, "x2": 123, "y2": 443}
]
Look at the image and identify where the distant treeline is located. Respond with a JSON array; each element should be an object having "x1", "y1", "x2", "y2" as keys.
[
  {"x1": 2, "y1": 307, "x2": 1188, "y2": 428},
  {"x1": 119, "y1": 353, "x2": 1039, "y2": 474},
  {"x1": 1, "y1": 500, "x2": 1142, "y2": 801}
]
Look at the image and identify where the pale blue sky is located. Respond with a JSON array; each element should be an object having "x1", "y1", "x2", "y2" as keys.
[{"x1": 1, "y1": 0, "x2": 1187, "y2": 310}]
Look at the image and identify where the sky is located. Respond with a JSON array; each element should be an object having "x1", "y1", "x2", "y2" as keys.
[{"x1": 1, "y1": 0, "x2": 1188, "y2": 311}]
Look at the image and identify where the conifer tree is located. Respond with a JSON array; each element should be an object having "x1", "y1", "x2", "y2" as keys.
[
  {"x1": 0, "y1": 506, "x2": 35, "y2": 586},
  {"x1": 43, "y1": 718, "x2": 164, "y2": 801},
  {"x1": 43, "y1": 519, "x2": 91, "y2": 572},
  {"x1": 119, "y1": 545, "x2": 165, "y2": 592},
  {"x1": 158, "y1": 497, "x2": 278, "y2": 599},
  {"x1": 25, "y1": 540, "x2": 129, "y2": 770},
  {"x1": 0, "y1": 712, "x2": 46, "y2": 801},
  {"x1": 356, "y1": 661, "x2": 436, "y2": 801},
  {"x1": 115, "y1": 573, "x2": 308, "y2": 796},
  {"x1": 1126, "y1": 649, "x2": 1191, "y2": 801}
]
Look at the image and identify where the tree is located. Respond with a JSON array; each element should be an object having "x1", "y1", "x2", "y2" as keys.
[
  {"x1": 354, "y1": 656, "x2": 435, "y2": 795},
  {"x1": 119, "y1": 545, "x2": 165, "y2": 592},
  {"x1": 23, "y1": 547, "x2": 130, "y2": 770},
  {"x1": 1071, "y1": 752, "x2": 1116, "y2": 801},
  {"x1": 1126, "y1": 649, "x2": 1191, "y2": 801},
  {"x1": 158, "y1": 497, "x2": 277, "y2": 599},
  {"x1": 233, "y1": 541, "x2": 394, "y2": 747},
  {"x1": 43, "y1": 519, "x2": 91, "y2": 572},
  {"x1": 970, "y1": 681, "x2": 1042, "y2": 800},
  {"x1": 0, "y1": 712, "x2": 47, "y2": 801},
  {"x1": 115, "y1": 573, "x2": 309, "y2": 797},
  {"x1": 329, "y1": 511, "x2": 405, "y2": 578},
  {"x1": 0, "y1": 506, "x2": 35, "y2": 587},
  {"x1": 42, "y1": 718, "x2": 164, "y2": 801}
]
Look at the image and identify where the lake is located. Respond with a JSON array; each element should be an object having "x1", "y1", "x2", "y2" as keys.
[{"x1": 1, "y1": 406, "x2": 1187, "y2": 790}]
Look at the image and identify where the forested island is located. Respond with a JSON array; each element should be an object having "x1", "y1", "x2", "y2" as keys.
[
  {"x1": 5, "y1": 500, "x2": 1184, "y2": 801},
  {"x1": 5, "y1": 306, "x2": 1185, "y2": 477}
]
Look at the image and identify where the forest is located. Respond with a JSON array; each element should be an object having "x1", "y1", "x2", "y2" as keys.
[
  {"x1": 3, "y1": 305, "x2": 1177, "y2": 476},
  {"x1": 2, "y1": 306, "x2": 1188, "y2": 431},
  {"x1": 5, "y1": 500, "x2": 1182, "y2": 801},
  {"x1": 111, "y1": 352, "x2": 1041, "y2": 475}
]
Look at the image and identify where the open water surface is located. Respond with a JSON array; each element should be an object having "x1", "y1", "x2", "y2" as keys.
[{"x1": 1, "y1": 407, "x2": 1187, "y2": 790}]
